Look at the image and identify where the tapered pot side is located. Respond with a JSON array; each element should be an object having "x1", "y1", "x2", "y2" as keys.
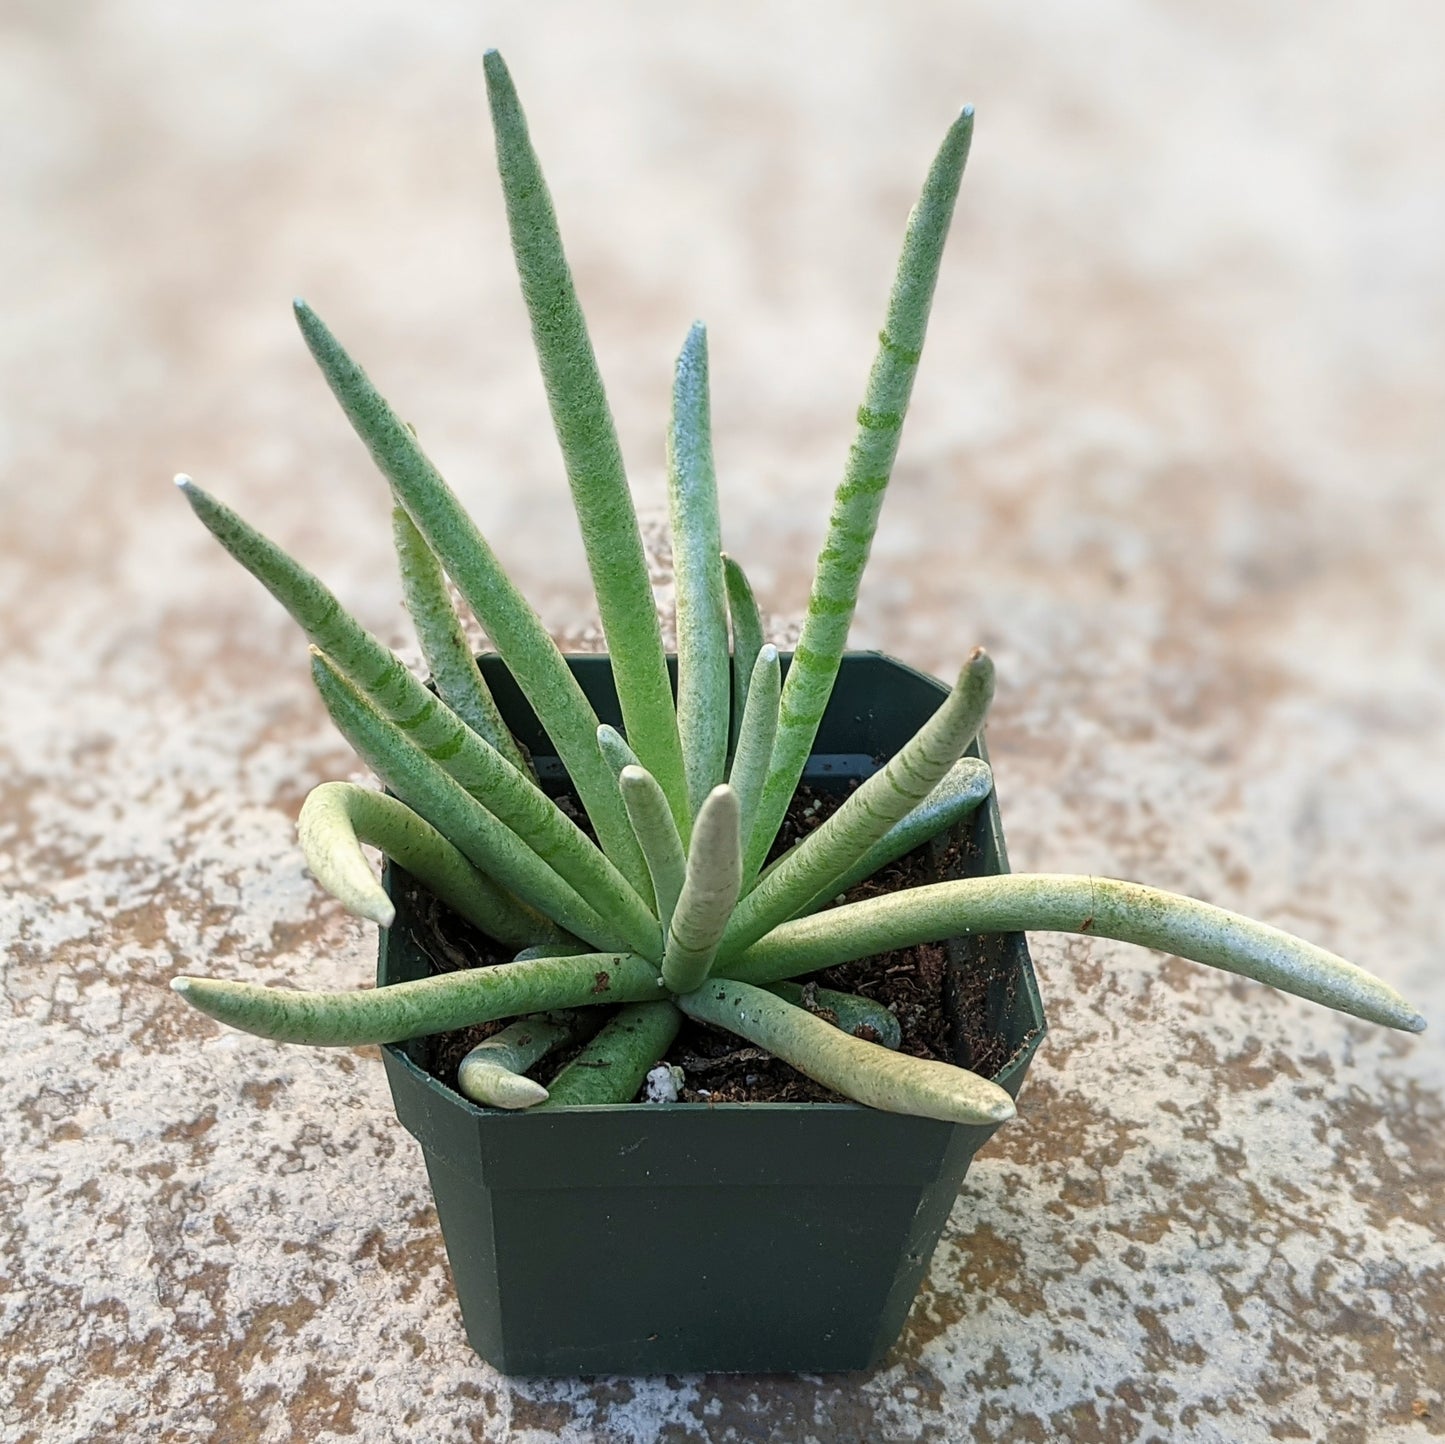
[{"x1": 377, "y1": 652, "x2": 1046, "y2": 1376}]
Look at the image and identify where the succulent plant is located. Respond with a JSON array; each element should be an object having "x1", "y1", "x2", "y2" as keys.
[{"x1": 169, "y1": 51, "x2": 1425, "y2": 1125}]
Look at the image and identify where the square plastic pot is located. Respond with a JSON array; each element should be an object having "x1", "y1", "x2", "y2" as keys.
[{"x1": 378, "y1": 652, "x2": 1046, "y2": 1376}]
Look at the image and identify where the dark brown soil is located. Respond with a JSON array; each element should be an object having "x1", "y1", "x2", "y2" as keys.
[{"x1": 401, "y1": 786, "x2": 1028, "y2": 1105}]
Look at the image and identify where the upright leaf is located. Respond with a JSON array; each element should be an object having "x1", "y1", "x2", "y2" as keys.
[
  {"x1": 596, "y1": 723, "x2": 641, "y2": 779},
  {"x1": 662, "y1": 785, "x2": 742, "y2": 994},
  {"x1": 391, "y1": 506, "x2": 533, "y2": 777},
  {"x1": 618, "y1": 765, "x2": 687, "y2": 932},
  {"x1": 745, "y1": 108, "x2": 976, "y2": 876},
  {"x1": 780, "y1": 756, "x2": 994, "y2": 916},
  {"x1": 722, "y1": 554, "x2": 763, "y2": 744},
  {"x1": 729, "y1": 644, "x2": 780, "y2": 861},
  {"x1": 483, "y1": 50, "x2": 687, "y2": 821},
  {"x1": 667, "y1": 323, "x2": 728, "y2": 829}
]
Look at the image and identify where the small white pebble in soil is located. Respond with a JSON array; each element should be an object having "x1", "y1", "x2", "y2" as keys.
[{"x1": 643, "y1": 1064, "x2": 684, "y2": 1103}]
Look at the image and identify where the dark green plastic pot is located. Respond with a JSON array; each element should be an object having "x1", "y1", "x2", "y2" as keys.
[{"x1": 378, "y1": 652, "x2": 1046, "y2": 1376}]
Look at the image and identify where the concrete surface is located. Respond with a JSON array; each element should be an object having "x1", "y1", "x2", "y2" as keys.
[{"x1": 2, "y1": 3, "x2": 1442, "y2": 1440}]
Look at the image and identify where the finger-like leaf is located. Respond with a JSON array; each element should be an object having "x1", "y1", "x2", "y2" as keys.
[
  {"x1": 535, "y1": 1000, "x2": 681, "y2": 1108},
  {"x1": 678, "y1": 979, "x2": 1013, "y2": 1124},
  {"x1": 178, "y1": 478, "x2": 655, "y2": 921},
  {"x1": 662, "y1": 785, "x2": 742, "y2": 994},
  {"x1": 722, "y1": 874, "x2": 1429, "y2": 1034},
  {"x1": 311, "y1": 651, "x2": 642, "y2": 956},
  {"x1": 392, "y1": 506, "x2": 533, "y2": 777},
  {"x1": 723, "y1": 649, "x2": 993, "y2": 955},
  {"x1": 513, "y1": 940, "x2": 590, "y2": 961},
  {"x1": 170, "y1": 951, "x2": 661, "y2": 1047},
  {"x1": 744, "y1": 109, "x2": 976, "y2": 876},
  {"x1": 668, "y1": 323, "x2": 728, "y2": 829},
  {"x1": 765, "y1": 980, "x2": 902, "y2": 1049},
  {"x1": 457, "y1": 1009, "x2": 602, "y2": 1109},
  {"x1": 618, "y1": 765, "x2": 687, "y2": 932},
  {"x1": 179, "y1": 473, "x2": 429, "y2": 718},
  {"x1": 785, "y1": 757, "x2": 993, "y2": 915},
  {"x1": 290, "y1": 303, "x2": 647, "y2": 886},
  {"x1": 597, "y1": 723, "x2": 641, "y2": 779},
  {"x1": 722, "y1": 554, "x2": 763, "y2": 745},
  {"x1": 729, "y1": 644, "x2": 780, "y2": 865},
  {"x1": 483, "y1": 51, "x2": 687, "y2": 822},
  {"x1": 298, "y1": 781, "x2": 543, "y2": 946}
]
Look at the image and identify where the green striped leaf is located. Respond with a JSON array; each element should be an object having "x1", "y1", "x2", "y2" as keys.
[
  {"x1": 744, "y1": 108, "x2": 976, "y2": 876},
  {"x1": 722, "y1": 874, "x2": 1428, "y2": 1034},
  {"x1": 171, "y1": 951, "x2": 662, "y2": 1047},
  {"x1": 667, "y1": 323, "x2": 728, "y2": 829},
  {"x1": 179, "y1": 477, "x2": 656, "y2": 942},
  {"x1": 662, "y1": 785, "x2": 742, "y2": 994},
  {"x1": 297, "y1": 781, "x2": 543, "y2": 946},
  {"x1": 678, "y1": 979, "x2": 1013, "y2": 1124},
  {"x1": 787, "y1": 756, "x2": 993, "y2": 915},
  {"x1": 723, "y1": 649, "x2": 993, "y2": 955},
  {"x1": 311, "y1": 650, "x2": 637, "y2": 955},
  {"x1": 391, "y1": 505, "x2": 533, "y2": 777},
  {"x1": 483, "y1": 50, "x2": 687, "y2": 824},
  {"x1": 290, "y1": 303, "x2": 647, "y2": 889}
]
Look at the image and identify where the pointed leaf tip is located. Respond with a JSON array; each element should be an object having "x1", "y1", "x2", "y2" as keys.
[
  {"x1": 483, "y1": 48, "x2": 512, "y2": 88},
  {"x1": 169, "y1": 976, "x2": 193, "y2": 994},
  {"x1": 675, "y1": 321, "x2": 709, "y2": 379},
  {"x1": 173, "y1": 473, "x2": 193, "y2": 489}
]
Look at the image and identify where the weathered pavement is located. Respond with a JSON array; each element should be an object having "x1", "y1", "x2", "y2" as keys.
[{"x1": 3, "y1": 4, "x2": 1442, "y2": 1440}]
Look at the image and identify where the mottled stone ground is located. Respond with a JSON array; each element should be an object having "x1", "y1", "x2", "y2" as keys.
[{"x1": 2, "y1": 3, "x2": 1442, "y2": 1441}]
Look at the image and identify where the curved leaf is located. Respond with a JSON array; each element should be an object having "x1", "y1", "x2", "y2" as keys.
[{"x1": 723, "y1": 874, "x2": 1428, "y2": 1033}]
